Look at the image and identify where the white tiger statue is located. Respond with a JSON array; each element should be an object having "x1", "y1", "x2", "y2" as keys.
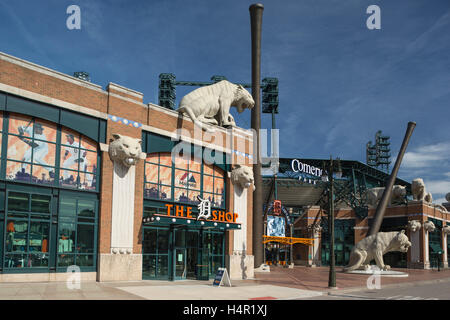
[
  {"x1": 178, "y1": 80, "x2": 254, "y2": 132},
  {"x1": 343, "y1": 230, "x2": 411, "y2": 272},
  {"x1": 108, "y1": 133, "x2": 142, "y2": 167},
  {"x1": 231, "y1": 164, "x2": 255, "y2": 191},
  {"x1": 365, "y1": 185, "x2": 407, "y2": 207},
  {"x1": 411, "y1": 178, "x2": 432, "y2": 203},
  {"x1": 407, "y1": 220, "x2": 421, "y2": 232}
]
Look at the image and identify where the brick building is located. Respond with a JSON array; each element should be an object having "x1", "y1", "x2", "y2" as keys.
[
  {"x1": 262, "y1": 158, "x2": 450, "y2": 270},
  {"x1": 0, "y1": 52, "x2": 255, "y2": 282}
]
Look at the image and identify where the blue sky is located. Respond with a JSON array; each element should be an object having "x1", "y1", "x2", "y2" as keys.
[{"x1": 0, "y1": 0, "x2": 449, "y2": 203}]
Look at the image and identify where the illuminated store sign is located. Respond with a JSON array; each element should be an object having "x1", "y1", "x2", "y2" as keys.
[{"x1": 164, "y1": 204, "x2": 238, "y2": 223}]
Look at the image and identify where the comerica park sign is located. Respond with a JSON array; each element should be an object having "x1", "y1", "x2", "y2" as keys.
[{"x1": 291, "y1": 159, "x2": 323, "y2": 180}]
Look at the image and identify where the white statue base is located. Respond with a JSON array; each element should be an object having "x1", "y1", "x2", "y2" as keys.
[
  {"x1": 345, "y1": 266, "x2": 408, "y2": 277},
  {"x1": 254, "y1": 264, "x2": 270, "y2": 273}
]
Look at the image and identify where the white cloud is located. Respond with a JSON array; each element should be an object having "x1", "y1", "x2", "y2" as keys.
[{"x1": 401, "y1": 142, "x2": 450, "y2": 168}]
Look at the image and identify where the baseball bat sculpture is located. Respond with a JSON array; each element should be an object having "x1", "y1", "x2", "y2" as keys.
[
  {"x1": 250, "y1": 3, "x2": 264, "y2": 268},
  {"x1": 368, "y1": 121, "x2": 416, "y2": 236}
]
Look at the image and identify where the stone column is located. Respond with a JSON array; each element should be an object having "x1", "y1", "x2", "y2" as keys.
[
  {"x1": 228, "y1": 165, "x2": 255, "y2": 279},
  {"x1": 311, "y1": 224, "x2": 322, "y2": 267},
  {"x1": 407, "y1": 220, "x2": 422, "y2": 268},
  {"x1": 98, "y1": 134, "x2": 144, "y2": 281},
  {"x1": 443, "y1": 225, "x2": 450, "y2": 269},
  {"x1": 423, "y1": 220, "x2": 436, "y2": 270}
]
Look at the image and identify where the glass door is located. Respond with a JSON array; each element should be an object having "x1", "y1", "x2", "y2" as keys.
[
  {"x1": 186, "y1": 230, "x2": 199, "y2": 279},
  {"x1": 174, "y1": 248, "x2": 186, "y2": 279}
]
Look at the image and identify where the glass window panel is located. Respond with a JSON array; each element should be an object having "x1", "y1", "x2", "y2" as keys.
[
  {"x1": 213, "y1": 166, "x2": 224, "y2": 178},
  {"x1": 189, "y1": 172, "x2": 201, "y2": 191},
  {"x1": 78, "y1": 200, "x2": 95, "y2": 218},
  {"x1": 80, "y1": 150, "x2": 97, "y2": 173},
  {"x1": 143, "y1": 255, "x2": 156, "y2": 278},
  {"x1": 175, "y1": 229, "x2": 185, "y2": 247},
  {"x1": 29, "y1": 252, "x2": 49, "y2": 267},
  {"x1": 7, "y1": 135, "x2": 30, "y2": 161},
  {"x1": 214, "y1": 178, "x2": 224, "y2": 195},
  {"x1": 61, "y1": 128, "x2": 79, "y2": 147},
  {"x1": 80, "y1": 136, "x2": 97, "y2": 151},
  {"x1": 60, "y1": 170, "x2": 79, "y2": 188},
  {"x1": 143, "y1": 229, "x2": 157, "y2": 254},
  {"x1": 188, "y1": 190, "x2": 201, "y2": 204},
  {"x1": 58, "y1": 222, "x2": 76, "y2": 253},
  {"x1": 34, "y1": 119, "x2": 57, "y2": 143},
  {"x1": 157, "y1": 229, "x2": 169, "y2": 253},
  {"x1": 159, "y1": 153, "x2": 172, "y2": 166},
  {"x1": 78, "y1": 172, "x2": 95, "y2": 190},
  {"x1": 60, "y1": 144, "x2": 81, "y2": 171},
  {"x1": 145, "y1": 163, "x2": 159, "y2": 183},
  {"x1": 9, "y1": 114, "x2": 32, "y2": 137},
  {"x1": 203, "y1": 175, "x2": 214, "y2": 193},
  {"x1": 203, "y1": 193, "x2": 214, "y2": 204},
  {"x1": 174, "y1": 188, "x2": 188, "y2": 203},
  {"x1": 77, "y1": 224, "x2": 95, "y2": 253},
  {"x1": 157, "y1": 255, "x2": 168, "y2": 277},
  {"x1": 174, "y1": 153, "x2": 189, "y2": 170},
  {"x1": 6, "y1": 161, "x2": 31, "y2": 183},
  {"x1": 144, "y1": 183, "x2": 159, "y2": 199},
  {"x1": 57, "y1": 254, "x2": 75, "y2": 267},
  {"x1": 159, "y1": 165, "x2": 172, "y2": 185},
  {"x1": 6, "y1": 219, "x2": 28, "y2": 252},
  {"x1": 31, "y1": 194, "x2": 51, "y2": 213},
  {"x1": 8, "y1": 192, "x2": 29, "y2": 212},
  {"x1": 187, "y1": 231, "x2": 198, "y2": 248},
  {"x1": 76, "y1": 254, "x2": 94, "y2": 267},
  {"x1": 189, "y1": 158, "x2": 201, "y2": 173},
  {"x1": 204, "y1": 163, "x2": 214, "y2": 176},
  {"x1": 32, "y1": 165, "x2": 55, "y2": 185},
  {"x1": 159, "y1": 185, "x2": 171, "y2": 200},
  {"x1": 59, "y1": 198, "x2": 76, "y2": 217},
  {"x1": 4, "y1": 253, "x2": 28, "y2": 268},
  {"x1": 174, "y1": 169, "x2": 188, "y2": 188},
  {"x1": 213, "y1": 194, "x2": 224, "y2": 208},
  {"x1": 146, "y1": 153, "x2": 159, "y2": 164}
]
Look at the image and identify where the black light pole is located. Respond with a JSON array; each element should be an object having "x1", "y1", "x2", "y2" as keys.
[
  {"x1": 328, "y1": 157, "x2": 336, "y2": 289},
  {"x1": 322, "y1": 157, "x2": 341, "y2": 289}
]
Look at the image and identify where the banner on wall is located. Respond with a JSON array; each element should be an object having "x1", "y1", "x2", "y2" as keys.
[{"x1": 267, "y1": 215, "x2": 285, "y2": 237}]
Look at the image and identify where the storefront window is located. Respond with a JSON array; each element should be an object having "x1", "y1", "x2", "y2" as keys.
[
  {"x1": 142, "y1": 226, "x2": 169, "y2": 280},
  {"x1": 57, "y1": 195, "x2": 97, "y2": 269},
  {"x1": 144, "y1": 152, "x2": 226, "y2": 208},
  {"x1": 4, "y1": 191, "x2": 51, "y2": 269},
  {"x1": 3, "y1": 113, "x2": 99, "y2": 191}
]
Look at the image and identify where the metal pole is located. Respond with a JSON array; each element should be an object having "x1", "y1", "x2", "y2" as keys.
[
  {"x1": 368, "y1": 122, "x2": 416, "y2": 236},
  {"x1": 250, "y1": 3, "x2": 264, "y2": 268},
  {"x1": 328, "y1": 157, "x2": 336, "y2": 288}
]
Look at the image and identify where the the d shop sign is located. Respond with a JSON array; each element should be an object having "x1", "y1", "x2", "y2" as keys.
[
  {"x1": 164, "y1": 204, "x2": 238, "y2": 223},
  {"x1": 291, "y1": 159, "x2": 323, "y2": 177}
]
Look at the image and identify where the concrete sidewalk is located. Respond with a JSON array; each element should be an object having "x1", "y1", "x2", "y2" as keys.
[{"x1": 1, "y1": 266, "x2": 450, "y2": 300}]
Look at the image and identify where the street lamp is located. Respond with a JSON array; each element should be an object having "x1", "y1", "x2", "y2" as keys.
[{"x1": 321, "y1": 156, "x2": 342, "y2": 289}]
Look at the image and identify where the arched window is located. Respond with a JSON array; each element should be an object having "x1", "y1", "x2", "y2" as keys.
[
  {"x1": 2, "y1": 112, "x2": 99, "y2": 191},
  {"x1": 144, "y1": 152, "x2": 225, "y2": 208}
]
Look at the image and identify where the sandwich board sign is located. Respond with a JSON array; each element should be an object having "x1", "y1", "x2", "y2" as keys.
[{"x1": 212, "y1": 267, "x2": 232, "y2": 287}]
